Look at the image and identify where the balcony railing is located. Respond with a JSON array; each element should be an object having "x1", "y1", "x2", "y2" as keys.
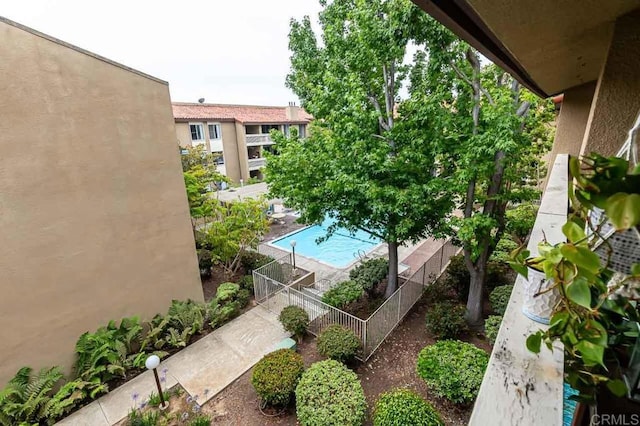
[
  {"x1": 246, "y1": 134, "x2": 274, "y2": 146},
  {"x1": 470, "y1": 154, "x2": 568, "y2": 425},
  {"x1": 248, "y1": 158, "x2": 266, "y2": 170}
]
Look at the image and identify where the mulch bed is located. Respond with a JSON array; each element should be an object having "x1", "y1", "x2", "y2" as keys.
[
  {"x1": 200, "y1": 296, "x2": 492, "y2": 425},
  {"x1": 201, "y1": 264, "x2": 246, "y2": 302}
]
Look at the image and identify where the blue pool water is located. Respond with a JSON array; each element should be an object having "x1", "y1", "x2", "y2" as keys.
[{"x1": 271, "y1": 218, "x2": 381, "y2": 268}]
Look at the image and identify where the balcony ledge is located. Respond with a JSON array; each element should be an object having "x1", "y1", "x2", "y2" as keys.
[{"x1": 470, "y1": 154, "x2": 569, "y2": 426}]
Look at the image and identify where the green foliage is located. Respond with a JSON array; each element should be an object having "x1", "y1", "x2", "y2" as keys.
[
  {"x1": 197, "y1": 248, "x2": 213, "y2": 277},
  {"x1": 349, "y1": 258, "x2": 388, "y2": 293},
  {"x1": 216, "y1": 283, "x2": 240, "y2": 303},
  {"x1": 240, "y1": 252, "x2": 275, "y2": 273},
  {"x1": 484, "y1": 315, "x2": 502, "y2": 345},
  {"x1": 272, "y1": 0, "x2": 456, "y2": 297},
  {"x1": 490, "y1": 236, "x2": 520, "y2": 264},
  {"x1": 203, "y1": 198, "x2": 269, "y2": 275},
  {"x1": 373, "y1": 389, "x2": 443, "y2": 426},
  {"x1": 251, "y1": 349, "x2": 304, "y2": 407},
  {"x1": 239, "y1": 274, "x2": 254, "y2": 294},
  {"x1": 321, "y1": 281, "x2": 364, "y2": 309},
  {"x1": 126, "y1": 407, "x2": 160, "y2": 426},
  {"x1": 416, "y1": 341, "x2": 488, "y2": 405},
  {"x1": 513, "y1": 154, "x2": 640, "y2": 403},
  {"x1": 489, "y1": 285, "x2": 513, "y2": 315},
  {"x1": 295, "y1": 360, "x2": 366, "y2": 426},
  {"x1": 278, "y1": 306, "x2": 310, "y2": 340},
  {"x1": 208, "y1": 300, "x2": 240, "y2": 329},
  {"x1": 0, "y1": 366, "x2": 63, "y2": 425},
  {"x1": 236, "y1": 289, "x2": 250, "y2": 309},
  {"x1": 188, "y1": 415, "x2": 213, "y2": 426},
  {"x1": 317, "y1": 325, "x2": 361, "y2": 363},
  {"x1": 443, "y1": 255, "x2": 511, "y2": 302},
  {"x1": 505, "y1": 203, "x2": 538, "y2": 243},
  {"x1": 425, "y1": 302, "x2": 468, "y2": 339},
  {"x1": 423, "y1": 277, "x2": 459, "y2": 304}
]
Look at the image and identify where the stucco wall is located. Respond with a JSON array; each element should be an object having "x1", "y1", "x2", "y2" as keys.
[
  {"x1": 580, "y1": 9, "x2": 640, "y2": 156},
  {"x1": 220, "y1": 122, "x2": 242, "y2": 183},
  {"x1": 175, "y1": 122, "x2": 192, "y2": 148},
  {"x1": 0, "y1": 19, "x2": 203, "y2": 385}
]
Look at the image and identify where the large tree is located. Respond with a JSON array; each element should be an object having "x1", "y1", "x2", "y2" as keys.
[
  {"x1": 412, "y1": 18, "x2": 555, "y2": 325},
  {"x1": 267, "y1": 0, "x2": 454, "y2": 297}
]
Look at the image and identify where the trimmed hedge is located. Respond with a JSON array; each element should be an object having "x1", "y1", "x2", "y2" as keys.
[
  {"x1": 373, "y1": 389, "x2": 443, "y2": 426},
  {"x1": 321, "y1": 280, "x2": 364, "y2": 309},
  {"x1": 317, "y1": 325, "x2": 361, "y2": 363},
  {"x1": 279, "y1": 306, "x2": 310, "y2": 341},
  {"x1": 349, "y1": 258, "x2": 388, "y2": 293},
  {"x1": 416, "y1": 340, "x2": 488, "y2": 405},
  {"x1": 295, "y1": 360, "x2": 366, "y2": 426},
  {"x1": 485, "y1": 315, "x2": 502, "y2": 345},
  {"x1": 489, "y1": 285, "x2": 513, "y2": 315},
  {"x1": 251, "y1": 349, "x2": 304, "y2": 406},
  {"x1": 425, "y1": 302, "x2": 468, "y2": 340},
  {"x1": 216, "y1": 282, "x2": 240, "y2": 303}
]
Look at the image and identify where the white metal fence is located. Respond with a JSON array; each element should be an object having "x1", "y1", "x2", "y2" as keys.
[{"x1": 253, "y1": 240, "x2": 461, "y2": 360}]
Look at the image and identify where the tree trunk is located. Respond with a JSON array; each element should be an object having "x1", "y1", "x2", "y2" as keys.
[
  {"x1": 385, "y1": 240, "x2": 399, "y2": 298},
  {"x1": 466, "y1": 264, "x2": 486, "y2": 327}
]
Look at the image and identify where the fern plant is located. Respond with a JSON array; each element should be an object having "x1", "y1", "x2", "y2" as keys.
[
  {"x1": 44, "y1": 378, "x2": 107, "y2": 422},
  {"x1": 0, "y1": 367, "x2": 62, "y2": 425},
  {"x1": 74, "y1": 328, "x2": 127, "y2": 385}
]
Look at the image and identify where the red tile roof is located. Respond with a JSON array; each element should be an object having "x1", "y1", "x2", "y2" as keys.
[{"x1": 172, "y1": 102, "x2": 312, "y2": 124}]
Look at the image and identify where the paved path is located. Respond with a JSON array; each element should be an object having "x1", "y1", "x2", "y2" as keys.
[{"x1": 57, "y1": 306, "x2": 289, "y2": 425}]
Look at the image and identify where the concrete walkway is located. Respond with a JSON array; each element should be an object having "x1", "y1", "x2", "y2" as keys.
[{"x1": 57, "y1": 306, "x2": 289, "y2": 425}]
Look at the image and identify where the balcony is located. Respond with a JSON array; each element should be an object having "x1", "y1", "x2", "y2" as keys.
[
  {"x1": 470, "y1": 154, "x2": 568, "y2": 425},
  {"x1": 248, "y1": 158, "x2": 266, "y2": 170},
  {"x1": 246, "y1": 134, "x2": 275, "y2": 146}
]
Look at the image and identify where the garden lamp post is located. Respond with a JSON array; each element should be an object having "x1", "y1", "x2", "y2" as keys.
[
  {"x1": 145, "y1": 355, "x2": 168, "y2": 410},
  {"x1": 290, "y1": 240, "x2": 297, "y2": 271}
]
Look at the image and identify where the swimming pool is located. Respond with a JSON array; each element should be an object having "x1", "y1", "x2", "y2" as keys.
[{"x1": 270, "y1": 218, "x2": 381, "y2": 268}]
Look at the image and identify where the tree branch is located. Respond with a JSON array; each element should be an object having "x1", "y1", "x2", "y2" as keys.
[
  {"x1": 451, "y1": 62, "x2": 473, "y2": 88},
  {"x1": 368, "y1": 94, "x2": 389, "y2": 132}
]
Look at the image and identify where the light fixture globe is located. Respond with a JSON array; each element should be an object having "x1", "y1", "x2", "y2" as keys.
[
  {"x1": 145, "y1": 354, "x2": 160, "y2": 370},
  {"x1": 290, "y1": 240, "x2": 297, "y2": 248}
]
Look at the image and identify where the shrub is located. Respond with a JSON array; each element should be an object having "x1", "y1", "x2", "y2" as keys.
[
  {"x1": 321, "y1": 280, "x2": 364, "y2": 309},
  {"x1": 349, "y1": 258, "x2": 388, "y2": 293},
  {"x1": 423, "y1": 277, "x2": 458, "y2": 304},
  {"x1": 445, "y1": 255, "x2": 511, "y2": 301},
  {"x1": 490, "y1": 236, "x2": 520, "y2": 264},
  {"x1": 0, "y1": 366, "x2": 63, "y2": 425},
  {"x1": 295, "y1": 360, "x2": 366, "y2": 426},
  {"x1": 489, "y1": 285, "x2": 513, "y2": 315},
  {"x1": 373, "y1": 389, "x2": 443, "y2": 426},
  {"x1": 197, "y1": 248, "x2": 213, "y2": 277},
  {"x1": 425, "y1": 302, "x2": 468, "y2": 339},
  {"x1": 216, "y1": 282, "x2": 240, "y2": 303},
  {"x1": 240, "y1": 251, "x2": 275, "y2": 273},
  {"x1": 208, "y1": 300, "x2": 240, "y2": 328},
  {"x1": 251, "y1": 349, "x2": 304, "y2": 406},
  {"x1": 485, "y1": 315, "x2": 503, "y2": 345},
  {"x1": 416, "y1": 340, "x2": 488, "y2": 405},
  {"x1": 317, "y1": 325, "x2": 361, "y2": 363},
  {"x1": 239, "y1": 274, "x2": 254, "y2": 294},
  {"x1": 236, "y1": 288, "x2": 250, "y2": 308},
  {"x1": 279, "y1": 306, "x2": 310, "y2": 341},
  {"x1": 505, "y1": 203, "x2": 538, "y2": 242}
]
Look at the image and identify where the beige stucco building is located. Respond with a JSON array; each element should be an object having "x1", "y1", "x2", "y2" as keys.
[
  {"x1": 0, "y1": 17, "x2": 203, "y2": 385},
  {"x1": 173, "y1": 102, "x2": 312, "y2": 183}
]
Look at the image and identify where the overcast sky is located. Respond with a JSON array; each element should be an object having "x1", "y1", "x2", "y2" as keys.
[{"x1": 1, "y1": 0, "x2": 323, "y2": 105}]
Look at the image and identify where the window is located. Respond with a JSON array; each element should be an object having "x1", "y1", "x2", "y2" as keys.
[
  {"x1": 283, "y1": 124, "x2": 290, "y2": 136},
  {"x1": 299, "y1": 124, "x2": 306, "y2": 138},
  {"x1": 208, "y1": 123, "x2": 222, "y2": 140},
  {"x1": 261, "y1": 124, "x2": 279, "y2": 134},
  {"x1": 214, "y1": 152, "x2": 225, "y2": 165},
  {"x1": 190, "y1": 123, "x2": 204, "y2": 141}
]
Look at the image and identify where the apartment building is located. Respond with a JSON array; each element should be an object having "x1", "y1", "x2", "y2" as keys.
[
  {"x1": 0, "y1": 17, "x2": 202, "y2": 385},
  {"x1": 172, "y1": 102, "x2": 312, "y2": 183}
]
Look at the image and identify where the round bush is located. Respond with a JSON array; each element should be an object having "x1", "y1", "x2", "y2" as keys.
[
  {"x1": 489, "y1": 285, "x2": 513, "y2": 315},
  {"x1": 425, "y1": 302, "x2": 468, "y2": 339},
  {"x1": 279, "y1": 306, "x2": 310, "y2": 340},
  {"x1": 484, "y1": 315, "x2": 503, "y2": 345},
  {"x1": 317, "y1": 325, "x2": 361, "y2": 363},
  {"x1": 416, "y1": 340, "x2": 489, "y2": 405},
  {"x1": 373, "y1": 389, "x2": 443, "y2": 426},
  {"x1": 349, "y1": 258, "x2": 388, "y2": 293},
  {"x1": 295, "y1": 360, "x2": 366, "y2": 426},
  {"x1": 321, "y1": 280, "x2": 364, "y2": 309},
  {"x1": 251, "y1": 349, "x2": 304, "y2": 406},
  {"x1": 216, "y1": 282, "x2": 240, "y2": 303}
]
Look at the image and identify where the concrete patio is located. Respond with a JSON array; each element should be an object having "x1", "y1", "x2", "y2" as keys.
[{"x1": 56, "y1": 306, "x2": 289, "y2": 425}]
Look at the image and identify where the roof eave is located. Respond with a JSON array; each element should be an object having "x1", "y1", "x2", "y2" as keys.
[{"x1": 411, "y1": 0, "x2": 551, "y2": 98}]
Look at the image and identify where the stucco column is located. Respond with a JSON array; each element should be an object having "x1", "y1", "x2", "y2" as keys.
[
  {"x1": 580, "y1": 9, "x2": 640, "y2": 157},
  {"x1": 235, "y1": 122, "x2": 250, "y2": 181}
]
